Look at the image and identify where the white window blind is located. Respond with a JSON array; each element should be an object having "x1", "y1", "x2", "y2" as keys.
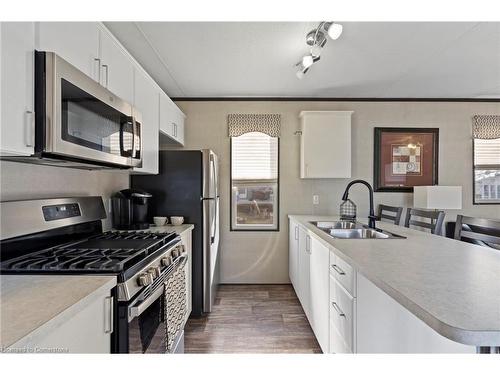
[
  {"x1": 474, "y1": 138, "x2": 500, "y2": 168},
  {"x1": 231, "y1": 132, "x2": 278, "y2": 180}
]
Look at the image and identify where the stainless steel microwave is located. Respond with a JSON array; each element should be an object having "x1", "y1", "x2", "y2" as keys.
[{"x1": 3, "y1": 51, "x2": 142, "y2": 169}]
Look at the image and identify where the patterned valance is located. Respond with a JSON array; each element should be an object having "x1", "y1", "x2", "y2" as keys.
[
  {"x1": 473, "y1": 115, "x2": 500, "y2": 139},
  {"x1": 228, "y1": 114, "x2": 281, "y2": 137}
]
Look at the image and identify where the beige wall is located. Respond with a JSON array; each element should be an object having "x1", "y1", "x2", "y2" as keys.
[
  {"x1": 175, "y1": 100, "x2": 500, "y2": 284},
  {"x1": 0, "y1": 161, "x2": 129, "y2": 229}
]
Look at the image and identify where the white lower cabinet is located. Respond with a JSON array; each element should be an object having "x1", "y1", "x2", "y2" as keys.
[
  {"x1": 288, "y1": 218, "x2": 474, "y2": 354},
  {"x1": 9, "y1": 285, "x2": 114, "y2": 353},
  {"x1": 329, "y1": 275, "x2": 356, "y2": 353},
  {"x1": 356, "y1": 273, "x2": 475, "y2": 353},
  {"x1": 309, "y1": 236, "x2": 330, "y2": 353},
  {"x1": 288, "y1": 218, "x2": 299, "y2": 290},
  {"x1": 290, "y1": 219, "x2": 329, "y2": 353},
  {"x1": 297, "y1": 227, "x2": 311, "y2": 320},
  {"x1": 180, "y1": 227, "x2": 193, "y2": 324}
]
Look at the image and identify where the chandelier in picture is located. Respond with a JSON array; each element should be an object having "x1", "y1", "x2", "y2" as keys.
[{"x1": 295, "y1": 22, "x2": 343, "y2": 79}]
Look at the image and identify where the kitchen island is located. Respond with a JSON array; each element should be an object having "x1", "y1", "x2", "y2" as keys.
[{"x1": 289, "y1": 215, "x2": 500, "y2": 353}]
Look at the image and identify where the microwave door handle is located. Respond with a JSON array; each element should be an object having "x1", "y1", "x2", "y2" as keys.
[{"x1": 132, "y1": 117, "x2": 138, "y2": 158}]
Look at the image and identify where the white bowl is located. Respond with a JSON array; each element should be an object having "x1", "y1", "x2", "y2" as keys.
[
  {"x1": 170, "y1": 216, "x2": 184, "y2": 226},
  {"x1": 153, "y1": 216, "x2": 168, "y2": 226}
]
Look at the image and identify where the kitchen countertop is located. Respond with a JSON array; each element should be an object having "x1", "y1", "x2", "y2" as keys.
[
  {"x1": 145, "y1": 224, "x2": 194, "y2": 235},
  {"x1": 0, "y1": 275, "x2": 116, "y2": 349},
  {"x1": 289, "y1": 215, "x2": 500, "y2": 347}
]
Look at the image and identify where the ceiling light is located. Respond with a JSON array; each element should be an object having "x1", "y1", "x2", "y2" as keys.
[
  {"x1": 325, "y1": 22, "x2": 343, "y2": 40},
  {"x1": 310, "y1": 44, "x2": 323, "y2": 58},
  {"x1": 294, "y1": 21, "x2": 343, "y2": 79},
  {"x1": 295, "y1": 55, "x2": 320, "y2": 79},
  {"x1": 302, "y1": 55, "x2": 314, "y2": 68}
]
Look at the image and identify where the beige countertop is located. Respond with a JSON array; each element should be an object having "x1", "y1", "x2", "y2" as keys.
[
  {"x1": 145, "y1": 224, "x2": 194, "y2": 235},
  {"x1": 0, "y1": 275, "x2": 116, "y2": 348},
  {"x1": 289, "y1": 215, "x2": 500, "y2": 347}
]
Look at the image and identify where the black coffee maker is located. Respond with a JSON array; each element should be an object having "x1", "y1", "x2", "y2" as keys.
[{"x1": 111, "y1": 189, "x2": 152, "y2": 230}]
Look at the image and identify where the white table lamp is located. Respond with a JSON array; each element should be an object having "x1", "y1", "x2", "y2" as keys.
[{"x1": 413, "y1": 186, "x2": 462, "y2": 210}]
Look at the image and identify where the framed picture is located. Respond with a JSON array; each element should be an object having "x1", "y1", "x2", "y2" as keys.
[{"x1": 374, "y1": 127, "x2": 439, "y2": 192}]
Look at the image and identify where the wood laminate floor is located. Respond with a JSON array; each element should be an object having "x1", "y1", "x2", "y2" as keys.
[{"x1": 184, "y1": 284, "x2": 322, "y2": 354}]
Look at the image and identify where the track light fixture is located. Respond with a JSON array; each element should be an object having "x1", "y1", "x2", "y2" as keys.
[{"x1": 295, "y1": 21, "x2": 343, "y2": 79}]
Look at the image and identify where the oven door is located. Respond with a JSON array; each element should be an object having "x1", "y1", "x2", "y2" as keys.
[
  {"x1": 115, "y1": 253, "x2": 188, "y2": 354},
  {"x1": 126, "y1": 284, "x2": 167, "y2": 354},
  {"x1": 36, "y1": 51, "x2": 141, "y2": 168}
]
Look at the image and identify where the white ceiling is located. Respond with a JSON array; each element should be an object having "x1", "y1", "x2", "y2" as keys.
[{"x1": 105, "y1": 22, "x2": 500, "y2": 98}]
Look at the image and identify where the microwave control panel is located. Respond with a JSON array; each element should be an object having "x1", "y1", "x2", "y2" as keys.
[{"x1": 42, "y1": 203, "x2": 81, "y2": 221}]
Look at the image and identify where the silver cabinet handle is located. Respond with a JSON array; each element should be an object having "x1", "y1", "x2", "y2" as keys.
[
  {"x1": 331, "y1": 301, "x2": 346, "y2": 317},
  {"x1": 25, "y1": 110, "x2": 35, "y2": 147},
  {"x1": 331, "y1": 264, "x2": 346, "y2": 275},
  {"x1": 94, "y1": 58, "x2": 101, "y2": 83},
  {"x1": 104, "y1": 296, "x2": 114, "y2": 334},
  {"x1": 102, "y1": 64, "x2": 109, "y2": 88},
  {"x1": 305, "y1": 235, "x2": 311, "y2": 254},
  {"x1": 294, "y1": 226, "x2": 299, "y2": 241}
]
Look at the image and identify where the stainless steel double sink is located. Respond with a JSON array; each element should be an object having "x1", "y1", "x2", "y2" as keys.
[{"x1": 310, "y1": 221, "x2": 406, "y2": 239}]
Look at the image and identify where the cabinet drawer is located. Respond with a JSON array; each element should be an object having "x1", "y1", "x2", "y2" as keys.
[
  {"x1": 329, "y1": 251, "x2": 355, "y2": 296},
  {"x1": 329, "y1": 322, "x2": 352, "y2": 354},
  {"x1": 330, "y1": 275, "x2": 355, "y2": 352}
]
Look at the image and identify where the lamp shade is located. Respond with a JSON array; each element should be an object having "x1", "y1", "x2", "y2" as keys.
[{"x1": 413, "y1": 186, "x2": 462, "y2": 209}]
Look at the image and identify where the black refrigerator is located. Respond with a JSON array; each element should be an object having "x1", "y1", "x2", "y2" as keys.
[{"x1": 131, "y1": 150, "x2": 220, "y2": 316}]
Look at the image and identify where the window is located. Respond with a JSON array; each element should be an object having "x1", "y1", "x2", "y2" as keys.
[
  {"x1": 231, "y1": 132, "x2": 279, "y2": 230},
  {"x1": 474, "y1": 137, "x2": 500, "y2": 204}
]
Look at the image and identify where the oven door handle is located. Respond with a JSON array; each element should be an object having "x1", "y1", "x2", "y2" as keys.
[{"x1": 128, "y1": 285, "x2": 165, "y2": 322}]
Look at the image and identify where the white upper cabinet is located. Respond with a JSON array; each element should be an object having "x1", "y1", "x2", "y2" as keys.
[
  {"x1": 1, "y1": 22, "x2": 36, "y2": 156},
  {"x1": 159, "y1": 92, "x2": 185, "y2": 147},
  {"x1": 36, "y1": 22, "x2": 100, "y2": 82},
  {"x1": 300, "y1": 111, "x2": 353, "y2": 179},
  {"x1": 98, "y1": 26, "x2": 134, "y2": 104},
  {"x1": 3, "y1": 22, "x2": 182, "y2": 173},
  {"x1": 132, "y1": 70, "x2": 159, "y2": 175}
]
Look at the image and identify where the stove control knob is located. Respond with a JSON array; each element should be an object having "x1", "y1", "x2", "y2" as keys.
[
  {"x1": 172, "y1": 248, "x2": 180, "y2": 257},
  {"x1": 179, "y1": 245, "x2": 186, "y2": 253},
  {"x1": 148, "y1": 266, "x2": 161, "y2": 279},
  {"x1": 137, "y1": 273, "x2": 153, "y2": 286},
  {"x1": 161, "y1": 256, "x2": 173, "y2": 267}
]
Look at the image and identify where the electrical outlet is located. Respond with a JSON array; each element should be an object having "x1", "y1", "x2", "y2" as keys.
[{"x1": 313, "y1": 195, "x2": 320, "y2": 205}]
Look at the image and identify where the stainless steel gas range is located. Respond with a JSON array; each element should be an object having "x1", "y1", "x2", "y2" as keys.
[{"x1": 0, "y1": 196, "x2": 188, "y2": 353}]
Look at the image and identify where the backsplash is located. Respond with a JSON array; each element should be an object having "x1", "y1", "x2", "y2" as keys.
[{"x1": 0, "y1": 161, "x2": 129, "y2": 229}]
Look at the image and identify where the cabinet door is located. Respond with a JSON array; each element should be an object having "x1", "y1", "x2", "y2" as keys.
[
  {"x1": 36, "y1": 22, "x2": 100, "y2": 81},
  {"x1": 288, "y1": 219, "x2": 299, "y2": 290},
  {"x1": 310, "y1": 236, "x2": 330, "y2": 353},
  {"x1": 180, "y1": 229, "x2": 193, "y2": 323},
  {"x1": 99, "y1": 27, "x2": 134, "y2": 103},
  {"x1": 300, "y1": 111, "x2": 352, "y2": 178},
  {"x1": 0, "y1": 22, "x2": 35, "y2": 156},
  {"x1": 10, "y1": 287, "x2": 114, "y2": 353},
  {"x1": 132, "y1": 71, "x2": 159, "y2": 174},
  {"x1": 298, "y1": 228, "x2": 311, "y2": 322},
  {"x1": 159, "y1": 93, "x2": 185, "y2": 146}
]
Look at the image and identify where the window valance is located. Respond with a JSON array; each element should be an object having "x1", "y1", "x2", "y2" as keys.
[
  {"x1": 228, "y1": 114, "x2": 281, "y2": 138},
  {"x1": 473, "y1": 115, "x2": 500, "y2": 139}
]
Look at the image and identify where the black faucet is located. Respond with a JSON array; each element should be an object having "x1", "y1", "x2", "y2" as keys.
[{"x1": 341, "y1": 179, "x2": 377, "y2": 229}]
